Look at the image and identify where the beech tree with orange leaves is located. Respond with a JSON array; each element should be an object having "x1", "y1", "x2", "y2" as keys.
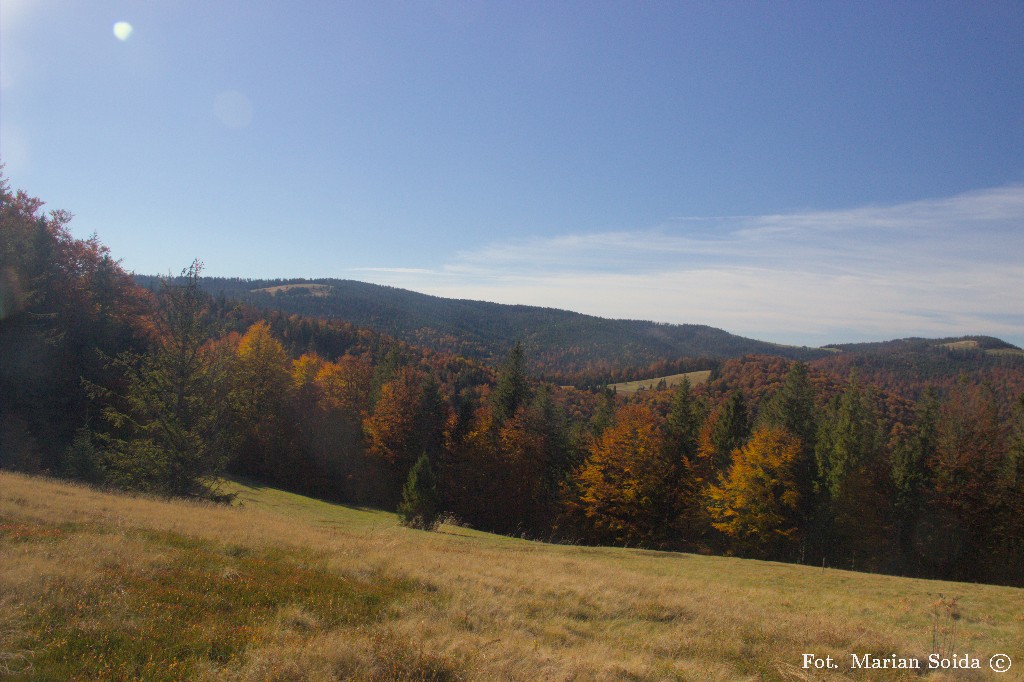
[
  {"x1": 576, "y1": 402, "x2": 671, "y2": 546},
  {"x1": 364, "y1": 366, "x2": 447, "y2": 505},
  {"x1": 705, "y1": 426, "x2": 803, "y2": 559}
]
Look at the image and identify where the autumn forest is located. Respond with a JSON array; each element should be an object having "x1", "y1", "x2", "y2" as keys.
[{"x1": 3, "y1": 175, "x2": 1024, "y2": 588}]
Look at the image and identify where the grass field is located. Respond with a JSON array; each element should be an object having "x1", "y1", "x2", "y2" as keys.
[
  {"x1": 2, "y1": 471, "x2": 1022, "y2": 680},
  {"x1": 253, "y1": 283, "x2": 333, "y2": 297},
  {"x1": 608, "y1": 370, "x2": 713, "y2": 395},
  {"x1": 940, "y1": 340, "x2": 1024, "y2": 356}
]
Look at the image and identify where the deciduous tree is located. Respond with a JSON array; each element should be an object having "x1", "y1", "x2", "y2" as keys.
[
  {"x1": 576, "y1": 403, "x2": 671, "y2": 546},
  {"x1": 706, "y1": 426, "x2": 803, "y2": 559}
]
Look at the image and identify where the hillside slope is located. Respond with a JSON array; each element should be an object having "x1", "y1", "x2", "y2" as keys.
[
  {"x1": 3, "y1": 471, "x2": 1021, "y2": 680},
  {"x1": 136, "y1": 275, "x2": 829, "y2": 371}
]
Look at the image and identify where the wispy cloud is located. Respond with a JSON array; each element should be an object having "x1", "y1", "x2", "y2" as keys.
[{"x1": 353, "y1": 186, "x2": 1024, "y2": 347}]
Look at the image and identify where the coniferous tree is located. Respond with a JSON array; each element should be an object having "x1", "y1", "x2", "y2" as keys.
[
  {"x1": 697, "y1": 389, "x2": 750, "y2": 476},
  {"x1": 492, "y1": 341, "x2": 530, "y2": 426},
  {"x1": 665, "y1": 378, "x2": 706, "y2": 544},
  {"x1": 815, "y1": 372, "x2": 888, "y2": 568},
  {"x1": 756, "y1": 362, "x2": 819, "y2": 558},
  {"x1": 98, "y1": 261, "x2": 234, "y2": 497},
  {"x1": 590, "y1": 385, "x2": 617, "y2": 436},
  {"x1": 397, "y1": 452, "x2": 440, "y2": 529},
  {"x1": 667, "y1": 378, "x2": 702, "y2": 464},
  {"x1": 890, "y1": 387, "x2": 939, "y2": 574}
]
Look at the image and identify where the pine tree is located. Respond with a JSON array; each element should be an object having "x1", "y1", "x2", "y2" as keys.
[{"x1": 397, "y1": 453, "x2": 440, "y2": 530}]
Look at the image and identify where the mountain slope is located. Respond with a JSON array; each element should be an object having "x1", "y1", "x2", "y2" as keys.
[
  {"x1": 136, "y1": 276, "x2": 830, "y2": 372},
  {"x1": 4, "y1": 470, "x2": 1021, "y2": 680}
]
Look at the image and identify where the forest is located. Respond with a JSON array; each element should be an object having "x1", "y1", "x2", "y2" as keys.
[
  {"x1": 3, "y1": 174, "x2": 1024, "y2": 587},
  {"x1": 151, "y1": 274, "x2": 828, "y2": 377}
]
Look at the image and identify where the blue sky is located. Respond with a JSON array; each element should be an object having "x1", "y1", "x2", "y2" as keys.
[{"x1": 2, "y1": 1, "x2": 1023, "y2": 347}]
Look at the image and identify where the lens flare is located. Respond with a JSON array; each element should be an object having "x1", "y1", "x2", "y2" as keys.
[{"x1": 113, "y1": 21, "x2": 133, "y2": 41}]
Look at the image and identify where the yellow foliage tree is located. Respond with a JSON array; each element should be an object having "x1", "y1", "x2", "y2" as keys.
[
  {"x1": 706, "y1": 426, "x2": 802, "y2": 559},
  {"x1": 231, "y1": 321, "x2": 294, "y2": 479}
]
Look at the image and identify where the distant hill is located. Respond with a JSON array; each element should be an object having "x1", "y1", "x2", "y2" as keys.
[
  {"x1": 811, "y1": 335, "x2": 1024, "y2": 402},
  {"x1": 822, "y1": 335, "x2": 1023, "y2": 355},
  {"x1": 134, "y1": 276, "x2": 830, "y2": 372}
]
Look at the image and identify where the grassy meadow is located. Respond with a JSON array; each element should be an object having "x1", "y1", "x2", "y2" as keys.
[
  {"x1": 608, "y1": 370, "x2": 712, "y2": 396},
  {"x1": 1, "y1": 471, "x2": 1022, "y2": 681},
  {"x1": 252, "y1": 283, "x2": 334, "y2": 297}
]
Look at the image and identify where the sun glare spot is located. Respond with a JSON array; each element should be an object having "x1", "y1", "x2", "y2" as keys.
[{"x1": 113, "y1": 21, "x2": 133, "y2": 41}]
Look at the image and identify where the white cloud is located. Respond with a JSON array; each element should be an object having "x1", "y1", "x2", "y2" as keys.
[{"x1": 353, "y1": 186, "x2": 1024, "y2": 347}]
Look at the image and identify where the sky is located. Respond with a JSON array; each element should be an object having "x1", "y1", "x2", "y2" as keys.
[{"x1": 2, "y1": 0, "x2": 1023, "y2": 348}]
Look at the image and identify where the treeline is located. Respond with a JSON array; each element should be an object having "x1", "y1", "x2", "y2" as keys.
[
  {"x1": 593, "y1": 364, "x2": 1024, "y2": 586},
  {"x1": 4, "y1": 176, "x2": 1024, "y2": 587}
]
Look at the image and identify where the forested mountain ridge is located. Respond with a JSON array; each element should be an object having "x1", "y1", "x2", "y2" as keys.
[
  {"x1": 136, "y1": 276, "x2": 832, "y2": 372},
  {"x1": 137, "y1": 276, "x2": 1023, "y2": 391}
]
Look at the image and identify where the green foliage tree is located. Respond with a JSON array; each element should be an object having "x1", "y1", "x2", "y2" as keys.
[
  {"x1": 697, "y1": 389, "x2": 750, "y2": 476},
  {"x1": 756, "y1": 362, "x2": 819, "y2": 556},
  {"x1": 889, "y1": 387, "x2": 939, "y2": 574},
  {"x1": 492, "y1": 341, "x2": 530, "y2": 426},
  {"x1": 590, "y1": 385, "x2": 617, "y2": 436},
  {"x1": 814, "y1": 372, "x2": 889, "y2": 568},
  {"x1": 397, "y1": 452, "x2": 441, "y2": 530},
  {"x1": 98, "y1": 261, "x2": 233, "y2": 497},
  {"x1": 0, "y1": 175, "x2": 148, "y2": 472},
  {"x1": 665, "y1": 378, "x2": 706, "y2": 544},
  {"x1": 667, "y1": 378, "x2": 702, "y2": 463}
]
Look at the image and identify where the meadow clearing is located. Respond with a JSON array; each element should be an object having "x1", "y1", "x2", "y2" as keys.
[
  {"x1": 607, "y1": 371, "x2": 713, "y2": 396},
  {"x1": 1, "y1": 470, "x2": 1021, "y2": 681}
]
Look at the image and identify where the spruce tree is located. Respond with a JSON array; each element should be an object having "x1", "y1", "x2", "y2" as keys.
[
  {"x1": 397, "y1": 453, "x2": 441, "y2": 530},
  {"x1": 756, "y1": 362, "x2": 819, "y2": 547},
  {"x1": 667, "y1": 378, "x2": 701, "y2": 464},
  {"x1": 708, "y1": 390, "x2": 750, "y2": 471},
  {"x1": 98, "y1": 261, "x2": 234, "y2": 497},
  {"x1": 492, "y1": 341, "x2": 530, "y2": 426}
]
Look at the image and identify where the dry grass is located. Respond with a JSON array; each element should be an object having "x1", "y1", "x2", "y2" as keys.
[
  {"x1": 941, "y1": 340, "x2": 981, "y2": 351},
  {"x1": 253, "y1": 283, "x2": 333, "y2": 297},
  {"x1": 609, "y1": 370, "x2": 712, "y2": 396},
  {"x1": 2, "y1": 470, "x2": 1022, "y2": 680}
]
